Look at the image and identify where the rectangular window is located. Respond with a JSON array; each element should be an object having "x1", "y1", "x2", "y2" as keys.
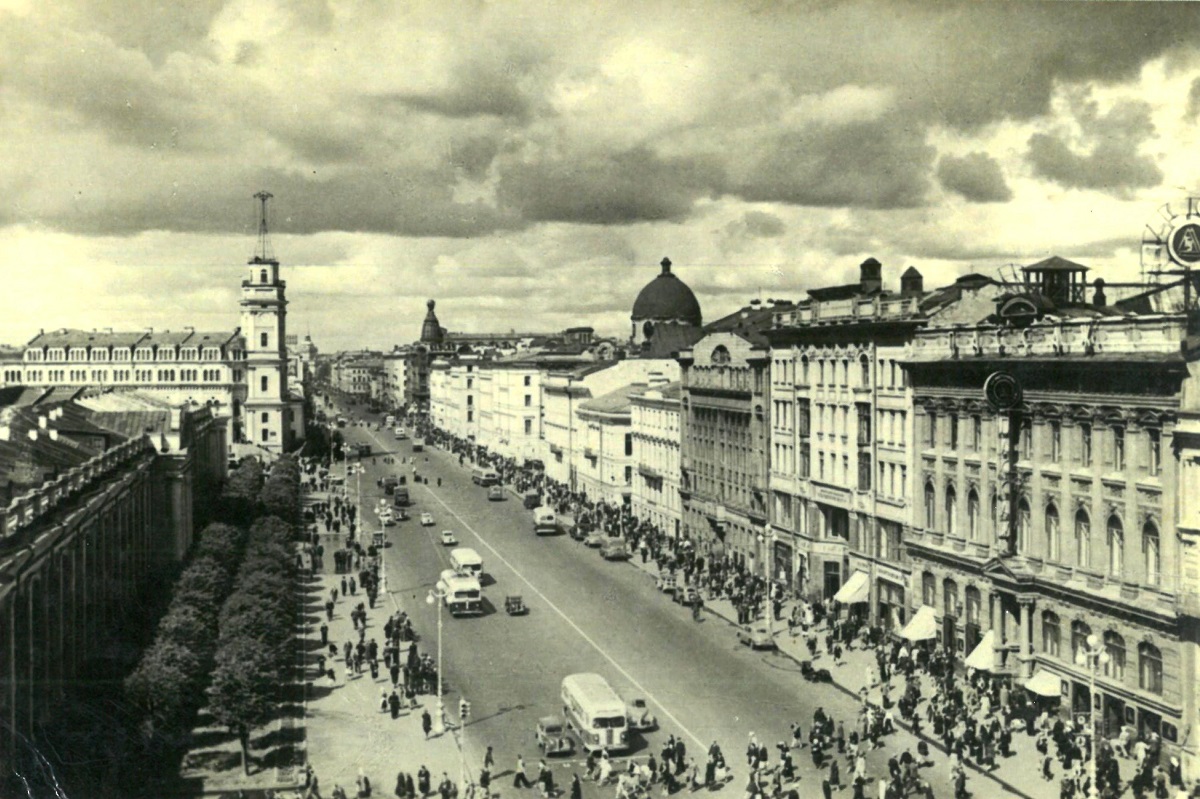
[
  {"x1": 260, "y1": 375, "x2": 269, "y2": 392},
  {"x1": 1021, "y1": 418, "x2": 1033, "y2": 459},
  {"x1": 261, "y1": 412, "x2": 269, "y2": 423},
  {"x1": 624, "y1": 466, "x2": 632, "y2": 485},
  {"x1": 524, "y1": 394, "x2": 532, "y2": 407},
  {"x1": 261, "y1": 428, "x2": 269, "y2": 442},
  {"x1": 524, "y1": 375, "x2": 531, "y2": 386},
  {"x1": 1081, "y1": 423, "x2": 1092, "y2": 467},
  {"x1": 971, "y1": 416, "x2": 982, "y2": 452},
  {"x1": 524, "y1": 419, "x2": 533, "y2": 435},
  {"x1": 928, "y1": 413, "x2": 937, "y2": 448},
  {"x1": 1148, "y1": 429, "x2": 1161, "y2": 476},
  {"x1": 948, "y1": 413, "x2": 958, "y2": 450},
  {"x1": 1113, "y1": 427, "x2": 1125, "y2": 471},
  {"x1": 1050, "y1": 421, "x2": 1061, "y2": 463}
]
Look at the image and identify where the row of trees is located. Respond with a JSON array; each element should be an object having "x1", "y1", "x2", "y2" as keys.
[{"x1": 207, "y1": 515, "x2": 299, "y2": 774}]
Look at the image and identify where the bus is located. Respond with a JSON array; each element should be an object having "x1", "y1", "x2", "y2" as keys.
[
  {"x1": 449, "y1": 547, "x2": 483, "y2": 579},
  {"x1": 534, "y1": 509, "x2": 558, "y2": 536},
  {"x1": 437, "y1": 569, "x2": 482, "y2": 616},
  {"x1": 385, "y1": 414, "x2": 396, "y2": 428},
  {"x1": 412, "y1": 438, "x2": 425, "y2": 452},
  {"x1": 560, "y1": 673, "x2": 628, "y2": 752},
  {"x1": 393, "y1": 485, "x2": 410, "y2": 506},
  {"x1": 472, "y1": 467, "x2": 500, "y2": 486}
]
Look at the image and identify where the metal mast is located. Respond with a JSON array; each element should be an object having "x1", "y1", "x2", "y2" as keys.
[{"x1": 252, "y1": 190, "x2": 277, "y2": 265}]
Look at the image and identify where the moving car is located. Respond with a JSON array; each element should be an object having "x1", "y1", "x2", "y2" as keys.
[
  {"x1": 488, "y1": 486, "x2": 505, "y2": 501},
  {"x1": 420, "y1": 512, "x2": 434, "y2": 526},
  {"x1": 379, "y1": 509, "x2": 396, "y2": 527},
  {"x1": 600, "y1": 538, "x2": 631, "y2": 560},
  {"x1": 380, "y1": 476, "x2": 399, "y2": 494},
  {"x1": 583, "y1": 530, "x2": 605, "y2": 548},
  {"x1": 673, "y1": 586, "x2": 700, "y2": 606},
  {"x1": 535, "y1": 716, "x2": 574, "y2": 756},
  {"x1": 504, "y1": 595, "x2": 528, "y2": 615},
  {"x1": 395, "y1": 428, "x2": 407, "y2": 440},
  {"x1": 656, "y1": 573, "x2": 677, "y2": 593},
  {"x1": 625, "y1": 698, "x2": 657, "y2": 732},
  {"x1": 440, "y1": 530, "x2": 458, "y2": 546},
  {"x1": 736, "y1": 623, "x2": 776, "y2": 650}
]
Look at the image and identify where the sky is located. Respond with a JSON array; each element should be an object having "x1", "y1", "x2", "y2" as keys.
[{"x1": 4, "y1": 0, "x2": 1200, "y2": 352}]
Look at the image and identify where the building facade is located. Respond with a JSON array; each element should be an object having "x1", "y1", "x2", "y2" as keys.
[
  {"x1": 630, "y1": 380, "x2": 682, "y2": 537},
  {"x1": 576, "y1": 384, "x2": 640, "y2": 506}
]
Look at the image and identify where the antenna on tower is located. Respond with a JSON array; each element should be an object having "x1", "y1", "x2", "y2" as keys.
[{"x1": 251, "y1": 190, "x2": 278, "y2": 266}]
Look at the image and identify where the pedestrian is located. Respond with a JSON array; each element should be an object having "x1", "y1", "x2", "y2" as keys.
[
  {"x1": 480, "y1": 769, "x2": 491, "y2": 799},
  {"x1": 396, "y1": 772, "x2": 408, "y2": 799},
  {"x1": 418, "y1": 767, "x2": 431, "y2": 797},
  {"x1": 422, "y1": 709, "x2": 432, "y2": 738},
  {"x1": 485, "y1": 746, "x2": 495, "y2": 772},
  {"x1": 570, "y1": 774, "x2": 582, "y2": 799},
  {"x1": 321, "y1": 622, "x2": 329, "y2": 645},
  {"x1": 514, "y1": 755, "x2": 533, "y2": 789}
]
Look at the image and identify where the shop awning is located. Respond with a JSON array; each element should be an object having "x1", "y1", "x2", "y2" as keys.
[
  {"x1": 1024, "y1": 669, "x2": 1063, "y2": 699},
  {"x1": 833, "y1": 570, "x2": 870, "y2": 604},
  {"x1": 963, "y1": 630, "x2": 994, "y2": 671},
  {"x1": 899, "y1": 605, "x2": 937, "y2": 641}
]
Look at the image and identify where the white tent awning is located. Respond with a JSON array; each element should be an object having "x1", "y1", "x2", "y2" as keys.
[
  {"x1": 963, "y1": 630, "x2": 994, "y2": 671},
  {"x1": 1024, "y1": 669, "x2": 1064, "y2": 698},
  {"x1": 899, "y1": 605, "x2": 938, "y2": 641},
  {"x1": 833, "y1": 570, "x2": 870, "y2": 604}
]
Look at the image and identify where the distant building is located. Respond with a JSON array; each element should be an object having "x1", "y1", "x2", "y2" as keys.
[{"x1": 630, "y1": 377, "x2": 682, "y2": 536}]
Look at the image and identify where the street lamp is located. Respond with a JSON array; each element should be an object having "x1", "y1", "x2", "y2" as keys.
[
  {"x1": 757, "y1": 530, "x2": 775, "y2": 634},
  {"x1": 425, "y1": 585, "x2": 447, "y2": 735},
  {"x1": 1074, "y1": 633, "x2": 1110, "y2": 799}
]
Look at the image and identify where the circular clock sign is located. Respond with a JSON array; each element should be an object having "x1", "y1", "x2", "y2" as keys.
[
  {"x1": 984, "y1": 371, "x2": 1022, "y2": 412},
  {"x1": 1167, "y1": 221, "x2": 1200, "y2": 265}
]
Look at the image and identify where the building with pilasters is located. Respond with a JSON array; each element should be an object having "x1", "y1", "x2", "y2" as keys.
[
  {"x1": 905, "y1": 257, "x2": 1199, "y2": 776},
  {"x1": 630, "y1": 378, "x2": 682, "y2": 537}
]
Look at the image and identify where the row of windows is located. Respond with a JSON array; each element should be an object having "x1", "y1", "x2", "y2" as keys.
[
  {"x1": 923, "y1": 484, "x2": 1163, "y2": 585},
  {"x1": 773, "y1": 353, "x2": 908, "y2": 391},
  {"x1": 14, "y1": 369, "x2": 234, "y2": 385},
  {"x1": 26, "y1": 347, "x2": 232, "y2": 362}
]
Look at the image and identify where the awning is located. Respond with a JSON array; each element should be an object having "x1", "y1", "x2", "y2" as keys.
[
  {"x1": 1024, "y1": 669, "x2": 1063, "y2": 699},
  {"x1": 899, "y1": 605, "x2": 938, "y2": 641},
  {"x1": 833, "y1": 570, "x2": 870, "y2": 604},
  {"x1": 963, "y1": 630, "x2": 994, "y2": 671}
]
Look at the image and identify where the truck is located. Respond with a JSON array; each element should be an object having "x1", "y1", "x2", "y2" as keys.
[
  {"x1": 449, "y1": 547, "x2": 483, "y2": 579},
  {"x1": 437, "y1": 569, "x2": 483, "y2": 616},
  {"x1": 412, "y1": 438, "x2": 425, "y2": 452}
]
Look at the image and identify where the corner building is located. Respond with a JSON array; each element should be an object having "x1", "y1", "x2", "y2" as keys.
[{"x1": 905, "y1": 259, "x2": 1199, "y2": 777}]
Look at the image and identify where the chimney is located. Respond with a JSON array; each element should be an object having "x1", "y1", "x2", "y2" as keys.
[
  {"x1": 900, "y1": 267, "x2": 924, "y2": 297},
  {"x1": 859, "y1": 258, "x2": 883, "y2": 294},
  {"x1": 0, "y1": 426, "x2": 9, "y2": 441},
  {"x1": 49, "y1": 429, "x2": 59, "y2": 441},
  {"x1": 38, "y1": 415, "x2": 47, "y2": 429},
  {"x1": 1092, "y1": 278, "x2": 1107, "y2": 307}
]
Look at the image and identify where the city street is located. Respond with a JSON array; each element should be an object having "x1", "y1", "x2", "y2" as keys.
[{"x1": 324, "y1": 407, "x2": 1018, "y2": 799}]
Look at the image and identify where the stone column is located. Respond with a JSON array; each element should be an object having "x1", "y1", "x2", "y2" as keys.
[
  {"x1": 991, "y1": 590, "x2": 1005, "y2": 671},
  {"x1": 1018, "y1": 596, "x2": 1034, "y2": 680}
]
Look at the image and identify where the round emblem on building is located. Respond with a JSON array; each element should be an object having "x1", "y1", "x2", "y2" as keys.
[
  {"x1": 983, "y1": 371, "x2": 1022, "y2": 412},
  {"x1": 1167, "y1": 221, "x2": 1200, "y2": 265}
]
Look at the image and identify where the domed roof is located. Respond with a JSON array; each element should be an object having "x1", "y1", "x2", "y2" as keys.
[
  {"x1": 420, "y1": 299, "x2": 444, "y2": 343},
  {"x1": 632, "y1": 258, "x2": 702, "y2": 326}
]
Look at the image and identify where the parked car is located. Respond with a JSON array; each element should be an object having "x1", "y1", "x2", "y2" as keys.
[
  {"x1": 440, "y1": 530, "x2": 458, "y2": 546},
  {"x1": 569, "y1": 525, "x2": 587, "y2": 542},
  {"x1": 736, "y1": 623, "x2": 776, "y2": 650},
  {"x1": 600, "y1": 538, "x2": 632, "y2": 560},
  {"x1": 673, "y1": 586, "x2": 700, "y2": 606},
  {"x1": 420, "y1": 512, "x2": 435, "y2": 526},
  {"x1": 656, "y1": 573, "x2": 677, "y2": 593},
  {"x1": 583, "y1": 530, "x2": 606, "y2": 548},
  {"x1": 625, "y1": 698, "x2": 657, "y2": 732},
  {"x1": 535, "y1": 716, "x2": 574, "y2": 756},
  {"x1": 488, "y1": 486, "x2": 505, "y2": 501}
]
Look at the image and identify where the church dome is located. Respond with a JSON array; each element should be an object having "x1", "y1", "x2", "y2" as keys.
[
  {"x1": 420, "y1": 299, "x2": 444, "y2": 344},
  {"x1": 631, "y1": 258, "x2": 702, "y2": 327}
]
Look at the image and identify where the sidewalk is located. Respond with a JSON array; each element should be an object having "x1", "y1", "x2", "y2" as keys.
[
  {"x1": 302, "y1": 571, "x2": 467, "y2": 798},
  {"x1": 623, "y1": 555, "x2": 1061, "y2": 799}
]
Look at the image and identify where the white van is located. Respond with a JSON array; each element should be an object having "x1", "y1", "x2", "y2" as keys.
[
  {"x1": 449, "y1": 547, "x2": 483, "y2": 579},
  {"x1": 534, "y1": 509, "x2": 558, "y2": 536},
  {"x1": 437, "y1": 569, "x2": 482, "y2": 616}
]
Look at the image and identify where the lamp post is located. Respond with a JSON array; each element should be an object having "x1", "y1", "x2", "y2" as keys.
[
  {"x1": 425, "y1": 585, "x2": 447, "y2": 735},
  {"x1": 758, "y1": 530, "x2": 775, "y2": 634},
  {"x1": 1074, "y1": 633, "x2": 1110, "y2": 799}
]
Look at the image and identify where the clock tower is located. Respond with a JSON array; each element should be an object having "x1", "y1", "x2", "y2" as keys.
[{"x1": 240, "y1": 191, "x2": 291, "y2": 453}]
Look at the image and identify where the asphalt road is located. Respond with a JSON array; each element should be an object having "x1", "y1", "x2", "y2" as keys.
[{"x1": 324, "y1": 404, "x2": 927, "y2": 795}]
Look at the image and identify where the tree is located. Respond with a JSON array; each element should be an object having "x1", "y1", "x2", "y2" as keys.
[
  {"x1": 259, "y1": 480, "x2": 298, "y2": 524},
  {"x1": 206, "y1": 640, "x2": 277, "y2": 775},
  {"x1": 125, "y1": 639, "x2": 202, "y2": 732},
  {"x1": 172, "y1": 557, "x2": 233, "y2": 615},
  {"x1": 156, "y1": 603, "x2": 218, "y2": 662},
  {"x1": 193, "y1": 523, "x2": 247, "y2": 573}
]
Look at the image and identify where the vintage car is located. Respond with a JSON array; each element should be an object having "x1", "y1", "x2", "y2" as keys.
[
  {"x1": 420, "y1": 512, "x2": 435, "y2": 526},
  {"x1": 535, "y1": 716, "x2": 574, "y2": 756},
  {"x1": 583, "y1": 530, "x2": 606, "y2": 548},
  {"x1": 440, "y1": 530, "x2": 458, "y2": 546},
  {"x1": 504, "y1": 595, "x2": 528, "y2": 615},
  {"x1": 523, "y1": 491, "x2": 542, "y2": 509},
  {"x1": 625, "y1": 698, "x2": 657, "y2": 732},
  {"x1": 656, "y1": 573, "x2": 677, "y2": 593},
  {"x1": 600, "y1": 538, "x2": 632, "y2": 561},
  {"x1": 673, "y1": 586, "x2": 700, "y2": 606},
  {"x1": 736, "y1": 623, "x2": 776, "y2": 650},
  {"x1": 488, "y1": 486, "x2": 505, "y2": 501}
]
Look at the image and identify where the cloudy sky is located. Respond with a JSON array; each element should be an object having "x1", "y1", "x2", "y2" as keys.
[{"x1": 4, "y1": 0, "x2": 1200, "y2": 351}]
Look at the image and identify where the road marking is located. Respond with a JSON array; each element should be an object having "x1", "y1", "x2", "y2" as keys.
[{"x1": 422, "y1": 483, "x2": 706, "y2": 749}]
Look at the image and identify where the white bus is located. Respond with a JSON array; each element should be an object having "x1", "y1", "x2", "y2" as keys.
[
  {"x1": 449, "y1": 547, "x2": 483, "y2": 579},
  {"x1": 471, "y1": 467, "x2": 500, "y2": 486},
  {"x1": 534, "y1": 509, "x2": 558, "y2": 536},
  {"x1": 437, "y1": 569, "x2": 483, "y2": 616},
  {"x1": 560, "y1": 673, "x2": 628, "y2": 752}
]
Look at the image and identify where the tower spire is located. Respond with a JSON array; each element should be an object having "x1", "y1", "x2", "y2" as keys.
[{"x1": 251, "y1": 190, "x2": 278, "y2": 265}]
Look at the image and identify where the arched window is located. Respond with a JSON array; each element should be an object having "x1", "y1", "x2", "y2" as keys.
[
  {"x1": 711, "y1": 345, "x2": 731, "y2": 366},
  {"x1": 1107, "y1": 515, "x2": 1124, "y2": 576},
  {"x1": 1075, "y1": 510, "x2": 1091, "y2": 570},
  {"x1": 1103, "y1": 631, "x2": 1126, "y2": 680},
  {"x1": 922, "y1": 572, "x2": 936, "y2": 607},
  {"x1": 925, "y1": 483, "x2": 936, "y2": 529},
  {"x1": 1071, "y1": 620, "x2": 1092, "y2": 664},
  {"x1": 945, "y1": 486, "x2": 958, "y2": 536},
  {"x1": 260, "y1": 269, "x2": 268, "y2": 283},
  {"x1": 1045, "y1": 504, "x2": 1061, "y2": 561},
  {"x1": 1017, "y1": 499, "x2": 1031, "y2": 554},
  {"x1": 943, "y1": 579, "x2": 958, "y2": 616},
  {"x1": 967, "y1": 490, "x2": 980, "y2": 541},
  {"x1": 859, "y1": 355, "x2": 871, "y2": 387},
  {"x1": 990, "y1": 492, "x2": 999, "y2": 536},
  {"x1": 801, "y1": 356, "x2": 809, "y2": 385},
  {"x1": 965, "y1": 586, "x2": 981, "y2": 625},
  {"x1": 1042, "y1": 611, "x2": 1060, "y2": 658},
  {"x1": 1139, "y1": 643, "x2": 1163, "y2": 694},
  {"x1": 1143, "y1": 521, "x2": 1161, "y2": 586}
]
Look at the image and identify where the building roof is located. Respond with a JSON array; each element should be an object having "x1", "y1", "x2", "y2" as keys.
[
  {"x1": 0, "y1": 405, "x2": 110, "y2": 495},
  {"x1": 630, "y1": 381, "x2": 682, "y2": 403},
  {"x1": 579, "y1": 382, "x2": 645, "y2": 415},
  {"x1": 421, "y1": 299, "x2": 445, "y2": 343},
  {"x1": 25, "y1": 328, "x2": 238, "y2": 350},
  {"x1": 632, "y1": 258, "x2": 702, "y2": 327},
  {"x1": 1023, "y1": 255, "x2": 1089, "y2": 274},
  {"x1": 703, "y1": 301, "x2": 789, "y2": 346}
]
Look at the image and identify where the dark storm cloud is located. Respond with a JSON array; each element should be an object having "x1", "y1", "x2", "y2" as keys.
[
  {"x1": 448, "y1": 136, "x2": 502, "y2": 181},
  {"x1": 742, "y1": 211, "x2": 787, "y2": 238},
  {"x1": 45, "y1": 0, "x2": 227, "y2": 63},
  {"x1": 1026, "y1": 98, "x2": 1163, "y2": 195},
  {"x1": 496, "y1": 147, "x2": 721, "y2": 225},
  {"x1": 722, "y1": 120, "x2": 935, "y2": 209},
  {"x1": 936, "y1": 152, "x2": 1012, "y2": 203},
  {"x1": 375, "y1": 60, "x2": 534, "y2": 121}
]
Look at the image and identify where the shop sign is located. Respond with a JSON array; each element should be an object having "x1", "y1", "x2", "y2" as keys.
[
  {"x1": 812, "y1": 540, "x2": 847, "y2": 557},
  {"x1": 813, "y1": 483, "x2": 851, "y2": 507},
  {"x1": 876, "y1": 564, "x2": 907, "y2": 586}
]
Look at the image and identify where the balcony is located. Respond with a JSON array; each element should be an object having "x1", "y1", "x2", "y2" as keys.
[
  {"x1": 584, "y1": 447, "x2": 598, "y2": 460},
  {"x1": 638, "y1": 464, "x2": 662, "y2": 480},
  {"x1": 690, "y1": 366, "x2": 752, "y2": 394}
]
